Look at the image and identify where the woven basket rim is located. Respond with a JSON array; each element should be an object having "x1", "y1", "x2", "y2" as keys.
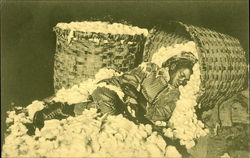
[{"x1": 53, "y1": 26, "x2": 148, "y2": 36}]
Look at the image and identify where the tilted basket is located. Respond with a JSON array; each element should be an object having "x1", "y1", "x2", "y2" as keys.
[
  {"x1": 53, "y1": 21, "x2": 148, "y2": 92},
  {"x1": 143, "y1": 21, "x2": 247, "y2": 110}
]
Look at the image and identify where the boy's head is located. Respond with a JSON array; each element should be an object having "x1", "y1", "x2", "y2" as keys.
[{"x1": 162, "y1": 52, "x2": 197, "y2": 87}]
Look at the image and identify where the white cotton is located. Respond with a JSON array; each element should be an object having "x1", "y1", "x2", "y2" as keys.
[
  {"x1": 94, "y1": 68, "x2": 123, "y2": 82},
  {"x1": 56, "y1": 21, "x2": 148, "y2": 36},
  {"x1": 3, "y1": 105, "x2": 174, "y2": 157},
  {"x1": 163, "y1": 128, "x2": 174, "y2": 138},
  {"x1": 155, "y1": 43, "x2": 208, "y2": 149},
  {"x1": 221, "y1": 153, "x2": 231, "y2": 158},
  {"x1": 2, "y1": 110, "x2": 166, "y2": 157},
  {"x1": 154, "y1": 121, "x2": 167, "y2": 127},
  {"x1": 165, "y1": 145, "x2": 182, "y2": 158},
  {"x1": 43, "y1": 119, "x2": 61, "y2": 128},
  {"x1": 166, "y1": 63, "x2": 208, "y2": 149},
  {"x1": 53, "y1": 68, "x2": 123, "y2": 104},
  {"x1": 26, "y1": 101, "x2": 45, "y2": 119}
]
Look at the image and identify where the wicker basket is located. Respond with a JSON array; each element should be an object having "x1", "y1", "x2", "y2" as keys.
[
  {"x1": 53, "y1": 22, "x2": 147, "y2": 92},
  {"x1": 143, "y1": 21, "x2": 247, "y2": 110}
]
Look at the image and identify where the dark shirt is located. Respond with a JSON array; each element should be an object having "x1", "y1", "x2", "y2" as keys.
[{"x1": 91, "y1": 62, "x2": 180, "y2": 121}]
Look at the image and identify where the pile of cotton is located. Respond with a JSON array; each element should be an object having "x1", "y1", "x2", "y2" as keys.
[
  {"x1": 2, "y1": 68, "x2": 182, "y2": 157},
  {"x1": 53, "y1": 68, "x2": 123, "y2": 104},
  {"x1": 164, "y1": 63, "x2": 209, "y2": 149},
  {"x1": 3, "y1": 106, "x2": 182, "y2": 157},
  {"x1": 151, "y1": 41, "x2": 209, "y2": 149}
]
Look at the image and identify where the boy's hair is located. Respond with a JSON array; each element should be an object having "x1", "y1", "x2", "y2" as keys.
[
  {"x1": 163, "y1": 58, "x2": 194, "y2": 76},
  {"x1": 161, "y1": 52, "x2": 197, "y2": 76}
]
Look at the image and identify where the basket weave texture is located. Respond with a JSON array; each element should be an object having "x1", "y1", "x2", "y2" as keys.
[
  {"x1": 53, "y1": 27, "x2": 147, "y2": 92},
  {"x1": 143, "y1": 22, "x2": 247, "y2": 109}
]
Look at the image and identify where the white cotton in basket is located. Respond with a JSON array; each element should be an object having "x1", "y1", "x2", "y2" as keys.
[{"x1": 56, "y1": 21, "x2": 149, "y2": 36}]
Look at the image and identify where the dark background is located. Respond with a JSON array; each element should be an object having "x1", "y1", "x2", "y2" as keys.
[{"x1": 1, "y1": 0, "x2": 249, "y2": 147}]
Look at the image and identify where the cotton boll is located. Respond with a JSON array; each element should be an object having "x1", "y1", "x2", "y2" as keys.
[
  {"x1": 133, "y1": 149, "x2": 150, "y2": 157},
  {"x1": 221, "y1": 153, "x2": 231, "y2": 158},
  {"x1": 19, "y1": 124, "x2": 28, "y2": 134},
  {"x1": 44, "y1": 119, "x2": 61, "y2": 128},
  {"x1": 7, "y1": 111, "x2": 16, "y2": 119},
  {"x1": 165, "y1": 145, "x2": 182, "y2": 158},
  {"x1": 163, "y1": 128, "x2": 174, "y2": 138},
  {"x1": 155, "y1": 136, "x2": 167, "y2": 152},
  {"x1": 145, "y1": 143, "x2": 164, "y2": 157},
  {"x1": 94, "y1": 68, "x2": 121, "y2": 81},
  {"x1": 197, "y1": 120, "x2": 205, "y2": 128},
  {"x1": 137, "y1": 130, "x2": 147, "y2": 138},
  {"x1": 144, "y1": 124, "x2": 153, "y2": 135},
  {"x1": 185, "y1": 140, "x2": 196, "y2": 149},
  {"x1": 154, "y1": 121, "x2": 167, "y2": 127},
  {"x1": 6, "y1": 117, "x2": 14, "y2": 124},
  {"x1": 204, "y1": 128, "x2": 210, "y2": 134},
  {"x1": 26, "y1": 101, "x2": 45, "y2": 119}
]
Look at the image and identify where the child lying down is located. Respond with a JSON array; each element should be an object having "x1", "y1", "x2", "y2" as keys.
[{"x1": 32, "y1": 52, "x2": 198, "y2": 130}]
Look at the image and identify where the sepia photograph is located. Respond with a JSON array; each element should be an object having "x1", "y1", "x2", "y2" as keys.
[{"x1": 1, "y1": 0, "x2": 249, "y2": 157}]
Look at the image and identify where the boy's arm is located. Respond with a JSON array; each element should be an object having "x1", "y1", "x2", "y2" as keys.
[
  {"x1": 96, "y1": 62, "x2": 159, "y2": 101},
  {"x1": 121, "y1": 62, "x2": 159, "y2": 90}
]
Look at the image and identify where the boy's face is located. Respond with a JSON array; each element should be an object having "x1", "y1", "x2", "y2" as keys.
[{"x1": 170, "y1": 68, "x2": 192, "y2": 88}]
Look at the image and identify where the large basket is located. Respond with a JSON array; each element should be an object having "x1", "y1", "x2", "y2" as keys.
[
  {"x1": 53, "y1": 22, "x2": 147, "y2": 92},
  {"x1": 143, "y1": 21, "x2": 247, "y2": 110}
]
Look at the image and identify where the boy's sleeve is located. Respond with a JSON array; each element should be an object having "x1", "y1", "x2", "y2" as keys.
[
  {"x1": 120, "y1": 62, "x2": 159, "y2": 91},
  {"x1": 96, "y1": 62, "x2": 159, "y2": 97},
  {"x1": 90, "y1": 62, "x2": 159, "y2": 115}
]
